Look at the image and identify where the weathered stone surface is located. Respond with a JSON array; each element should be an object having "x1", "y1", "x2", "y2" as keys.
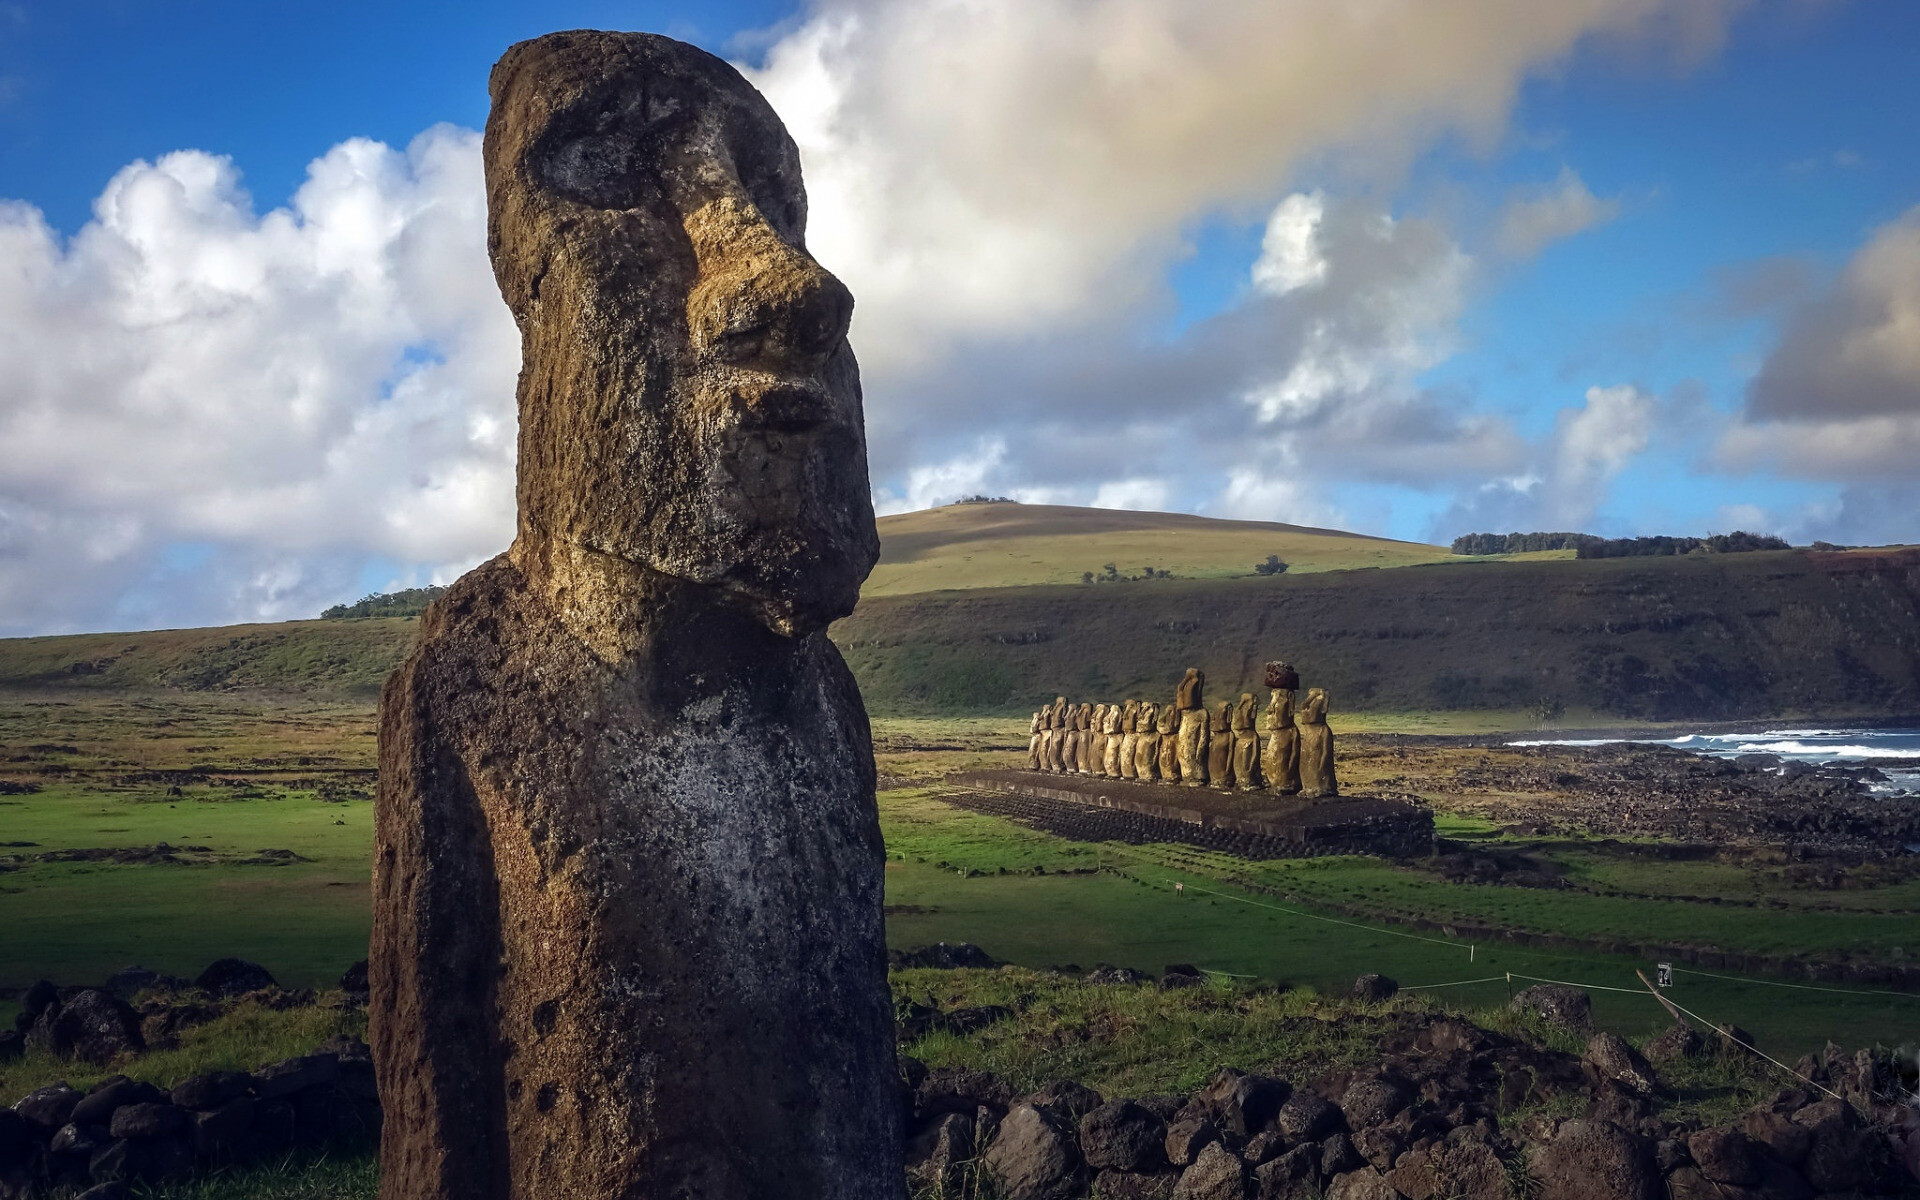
[
  {"x1": 1642, "y1": 1022, "x2": 1701, "y2": 1063},
  {"x1": 1176, "y1": 670, "x2": 1208, "y2": 786},
  {"x1": 1157, "y1": 703, "x2": 1181, "y2": 782},
  {"x1": 71, "y1": 1078, "x2": 163, "y2": 1128},
  {"x1": 1079, "y1": 1100, "x2": 1166, "y2": 1172},
  {"x1": 192, "y1": 960, "x2": 276, "y2": 998},
  {"x1": 1584, "y1": 1032, "x2": 1660, "y2": 1098},
  {"x1": 1230, "y1": 694, "x2": 1261, "y2": 791},
  {"x1": 1193, "y1": 1069, "x2": 1289, "y2": 1139},
  {"x1": 1174, "y1": 1139, "x2": 1247, "y2": 1200},
  {"x1": 14, "y1": 1082, "x2": 82, "y2": 1134},
  {"x1": 1260, "y1": 688, "x2": 1299, "y2": 795},
  {"x1": 369, "y1": 29, "x2": 896, "y2": 1200},
  {"x1": 1166, "y1": 1117, "x2": 1222, "y2": 1166},
  {"x1": 26, "y1": 989, "x2": 144, "y2": 1064},
  {"x1": 1686, "y1": 1126, "x2": 1762, "y2": 1186},
  {"x1": 1296, "y1": 688, "x2": 1337, "y2": 798},
  {"x1": 1097, "y1": 1168, "x2": 1179, "y2": 1200},
  {"x1": 1208, "y1": 703, "x2": 1234, "y2": 789},
  {"x1": 1252, "y1": 1144, "x2": 1320, "y2": 1199},
  {"x1": 1275, "y1": 1090, "x2": 1342, "y2": 1143},
  {"x1": 1024, "y1": 1081, "x2": 1104, "y2": 1123},
  {"x1": 983, "y1": 1104, "x2": 1083, "y2": 1200},
  {"x1": 170, "y1": 1071, "x2": 253, "y2": 1111},
  {"x1": 1350, "y1": 974, "x2": 1398, "y2": 1003},
  {"x1": 1511, "y1": 984, "x2": 1593, "y2": 1032},
  {"x1": 905, "y1": 1112, "x2": 972, "y2": 1194},
  {"x1": 1324, "y1": 1168, "x2": 1398, "y2": 1200},
  {"x1": 1528, "y1": 1119, "x2": 1658, "y2": 1200},
  {"x1": 108, "y1": 1103, "x2": 185, "y2": 1142},
  {"x1": 1137, "y1": 702, "x2": 1162, "y2": 781},
  {"x1": 1340, "y1": 1076, "x2": 1409, "y2": 1130}
]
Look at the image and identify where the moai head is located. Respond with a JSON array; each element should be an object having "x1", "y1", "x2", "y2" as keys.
[
  {"x1": 1177, "y1": 667, "x2": 1204, "y2": 711},
  {"x1": 486, "y1": 32, "x2": 878, "y2": 636},
  {"x1": 1302, "y1": 687, "x2": 1330, "y2": 722},
  {"x1": 1122, "y1": 700, "x2": 1140, "y2": 732},
  {"x1": 1138, "y1": 701, "x2": 1157, "y2": 730},
  {"x1": 1210, "y1": 700, "x2": 1230, "y2": 732},
  {"x1": 1233, "y1": 692, "x2": 1257, "y2": 729}
]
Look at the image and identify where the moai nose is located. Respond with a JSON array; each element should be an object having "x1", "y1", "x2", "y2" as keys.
[{"x1": 685, "y1": 192, "x2": 854, "y2": 374}]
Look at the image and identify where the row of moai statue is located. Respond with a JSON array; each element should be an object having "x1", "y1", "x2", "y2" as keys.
[{"x1": 1025, "y1": 662, "x2": 1338, "y2": 797}]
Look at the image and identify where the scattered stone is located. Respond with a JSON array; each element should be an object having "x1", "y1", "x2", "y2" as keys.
[
  {"x1": 1025, "y1": 1081, "x2": 1105, "y2": 1122},
  {"x1": 1276, "y1": 1090, "x2": 1343, "y2": 1142},
  {"x1": 71, "y1": 1077, "x2": 164, "y2": 1126},
  {"x1": 193, "y1": 959, "x2": 276, "y2": 998},
  {"x1": 984, "y1": 1104, "x2": 1084, "y2": 1200},
  {"x1": 1325, "y1": 1167, "x2": 1397, "y2": 1200},
  {"x1": 917, "y1": 1067, "x2": 1015, "y2": 1120},
  {"x1": 905, "y1": 1111, "x2": 973, "y2": 1194},
  {"x1": 1685, "y1": 1127, "x2": 1762, "y2": 1187},
  {"x1": 337, "y1": 960, "x2": 369, "y2": 999},
  {"x1": 108, "y1": 1102, "x2": 185, "y2": 1141},
  {"x1": 1174, "y1": 1139, "x2": 1247, "y2": 1200},
  {"x1": 1739, "y1": 1108, "x2": 1811, "y2": 1164},
  {"x1": 1340, "y1": 1076, "x2": 1410, "y2": 1130},
  {"x1": 1350, "y1": 974, "x2": 1398, "y2": 1003},
  {"x1": 188, "y1": 1098, "x2": 255, "y2": 1158},
  {"x1": 1094, "y1": 1169, "x2": 1178, "y2": 1200},
  {"x1": 27, "y1": 989, "x2": 145, "y2": 1063},
  {"x1": 1194, "y1": 1068, "x2": 1289, "y2": 1139},
  {"x1": 171, "y1": 1071, "x2": 253, "y2": 1111},
  {"x1": 1642, "y1": 1023, "x2": 1702, "y2": 1063},
  {"x1": 1080, "y1": 1100, "x2": 1166, "y2": 1172},
  {"x1": 1239, "y1": 1129, "x2": 1286, "y2": 1166},
  {"x1": 1584, "y1": 1032, "x2": 1660, "y2": 1098},
  {"x1": 1086, "y1": 965, "x2": 1150, "y2": 986},
  {"x1": 1165, "y1": 1118, "x2": 1221, "y2": 1166},
  {"x1": 1253, "y1": 1144, "x2": 1321, "y2": 1199},
  {"x1": 1510, "y1": 984, "x2": 1593, "y2": 1032},
  {"x1": 1320, "y1": 1132, "x2": 1363, "y2": 1178},
  {"x1": 253, "y1": 1054, "x2": 338, "y2": 1100},
  {"x1": 890, "y1": 942, "x2": 999, "y2": 969},
  {"x1": 13, "y1": 1082, "x2": 83, "y2": 1134},
  {"x1": 1528, "y1": 1119, "x2": 1658, "y2": 1200}
]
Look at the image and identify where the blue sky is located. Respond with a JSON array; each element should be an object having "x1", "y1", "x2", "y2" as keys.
[{"x1": 1, "y1": 0, "x2": 1917, "y2": 633}]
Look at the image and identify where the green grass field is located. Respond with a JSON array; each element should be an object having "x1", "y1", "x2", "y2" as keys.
[{"x1": 5, "y1": 701, "x2": 1918, "y2": 1063}]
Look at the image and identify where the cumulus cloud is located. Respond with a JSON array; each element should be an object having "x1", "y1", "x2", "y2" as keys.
[
  {"x1": 1495, "y1": 167, "x2": 1622, "y2": 258},
  {"x1": 1719, "y1": 205, "x2": 1920, "y2": 477},
  {"x1": 0, "y1": 127, "x2": 518, "y2": 634}
]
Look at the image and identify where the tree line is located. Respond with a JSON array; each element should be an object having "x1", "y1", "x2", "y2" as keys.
[
  {"x1": 1451, "y1": 530, "x2": 1791, "y2": 558},
  {"x1": 321, "y1": 586, "x2": 448, "y2": 619}
]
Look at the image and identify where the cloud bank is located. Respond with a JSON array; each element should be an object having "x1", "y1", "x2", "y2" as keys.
[{"x1": 0, "y1": 0, "x2": 1756, "y2": 633}]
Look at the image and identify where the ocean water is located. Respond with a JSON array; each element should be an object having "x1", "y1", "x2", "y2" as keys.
[{"x1": 1508, "y1": 727, "x2": 1920, "y2": 796}]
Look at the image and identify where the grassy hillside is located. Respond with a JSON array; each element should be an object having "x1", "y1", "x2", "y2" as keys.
[
  {"x1": 1, "y1": 507, "x2": 1915, "y2": 720},
  {"x1": 838, "y1": 544, "x2": 1920, "y2": 718},
  {"x1": 865, "y1": 501, "x2": 1452, "y2": 594}
]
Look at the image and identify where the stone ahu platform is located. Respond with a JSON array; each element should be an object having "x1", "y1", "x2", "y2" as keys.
[{"x1": 945, "y1": 769, "x2": 1434, "y2": 859}]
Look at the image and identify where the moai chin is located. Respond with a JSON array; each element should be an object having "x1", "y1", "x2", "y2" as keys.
[{"x1": 370, "y1": 31, "x2": 898, "y2": 1200}]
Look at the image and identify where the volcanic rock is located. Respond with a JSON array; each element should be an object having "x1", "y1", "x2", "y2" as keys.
[{"x1": 368, "y1": 29, "x2": 893, "y2": 1200}]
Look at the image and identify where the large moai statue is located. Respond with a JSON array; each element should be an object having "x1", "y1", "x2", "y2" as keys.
[
  {"x1": 1174, "y1": 667, "x2": 1208, "y2": 786},
  {"x1": 1231, "y1": 692, "x2": 1261, "y2": 791},
  {"x1": 1046, "y1": 696, "x2": 1068, "y2": 772},
  {"x1": 1298, "y1": 687, "x2": 1339, "y2": 798},
  {"x1": 1118, "y1": 700, "x2": 1141, "y2": 780},
  {"x1": 1027, "y1": 710, "x2": 1043, "y2": 771},
  {"x1": 1103, "y1": 702, "x2": 1127, "y2": 777},
  {"x1": 370, "y1": 31, "x2": 899, "y2": 1200},
  {"x1": 1077, "y1": 702, "x2": 1096, "y2": 775},
  {"x1": 1207, "y1": 701, "x2": 1234, "y2": 788},
  {"x1": 1060, "y1": 700, "x2": 1079, "y2": 774},
  {"x1": 1134, "y1": 700, "x2": 1161, "y2": 781},
  {"x1": 1155, "y1": 701, "x2": 1180, "y2": 782},
  {"x1": 1089, "y1": 703, "x2": 1110, "y2": 778},
  {"x1": 1261, "y1": 662, "x2": 1301, "y2": 796}
]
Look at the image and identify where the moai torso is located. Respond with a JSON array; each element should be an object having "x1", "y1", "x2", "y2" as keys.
[
  {"x1": 1207, "y1": 701, "x2": 1234, "y2": 788},
  {"x1": 1297, "y1": 688, "x2": 1338, "y2": 798},
  {"x1": 371, "y1": 32, "x2": 898, "y2": 1200},
  {"x1": 1261, "y1": 690, "x2": 1299, "y2": 794},
  {"x1": 1134, "y1": 701, "x2": 1160, "y2": 781},
  {"x1": 1118, "y1": 702, "x2": 1141, "y2": 780},
  {"x1": 1175, "y1": 668, "x2": 1208, "y2": 787},
  {"x1": 1156, "y1": 701, "x2": 1181, "y2": 782},
  {"x1": 1231, "y1": 692, "x2": 1261, "y2": 790}
]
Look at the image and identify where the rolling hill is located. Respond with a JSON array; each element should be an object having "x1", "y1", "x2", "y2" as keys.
[
  {"x1": 862, "y1": 501, "x2": 1454, "y2": 594},
  {"x1": 2, "y1": 503, "x2": 1916, "y2": 720}
]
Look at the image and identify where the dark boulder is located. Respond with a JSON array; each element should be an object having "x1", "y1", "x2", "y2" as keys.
[
  {"x1": 193, "y1": 958, "x2": 276, "y2": 997},
  {"x1": 1024, "y1": 1080, "x2": 1104, "y2": 1122},
  {"x1": 983, "y1": 1103, "x2": 1084, "y2": 1200},
  {"x1": 916, "y1": 1066, "x2": 1014, "y2": 1121},
  {"x1": 252, "y1": 1053, "x2": 339, "y2": 1099},
  {"x1": 1095, "y1": 1169, "x2": 1178, "y2": 1200},
  {"x1": 1275, "y1": 1090, "x2": 1342, "y2": 1142},
  {"x1": 337, "y1": 959, "x2": 369, "y2": 998},
  {"x1": 1339, "y1": 1076, "x2": 1409, "y2": 1130},
  {"x1": 108, "y1": 1103, "x2": 186, "y2": 1141},
  {"x1": 1528, "y1": 1119, "x2": 1658, "y2": 1200},
  {"x1": 71, "y1": 1077, "x2": 164, "y2": 1126},
  {"x1": 29, "y1": 989, "x2": 145, "y2": 1063},
  {"x1": 890, "y1": 942, "x2": 998, "y2": 969},
  {"x1": 1584, "y1": 1032, "x2": 1660, "y2": 1098},
  {"x1": 18, "y1": 979, "x2": 59, "y2": 1027},
  {"x1": 188, "y1": 1098, "x2": 255, "y2": 1158},
  {"x1": 1194, "y1": 1068, "x2": 1289, "y2": 1139},
  {"x1": 1165, "y1": 1117, "x2": 1221, "y2": 1166},
  {"x1": 1080, "y1": 1100, "x2": 1167, "y2": 1172},
  {"x1": 1319, "y1": 1132, "x2": 1363, "y2": 1178},
  {"x1": 1685, "y1": 1126, "x2": 1762, "y2": 1186},
  {"x1": 905, "y1": 1111, "x2": 973, "y2": 1194},
  {"x1": 1349, "y1": 974, "x2": 1397, "y2": 1003},
  {"x1": 1087, "y1": 965, "x2": 1151, "y2": 986},
  {"x1": 1173, "y1": 1139, "x2": 1246, "y2": 1200},
  {"x1": 1510, "y1": 984, "x2": 1592, "y2": 1032},
  {"x1": 170, "y1": 1070, "x2": 254, "y2": 1111},
  {"x1": 1252, "y1": 1144, "x2": 1320, "y2": 1199},
  {"x1": 1642, "y1": 1022, "x2": 1702, "y2": 1063},
  {"x1": 14, "y1": 1082, "x2": 83, "y2": 1133}
]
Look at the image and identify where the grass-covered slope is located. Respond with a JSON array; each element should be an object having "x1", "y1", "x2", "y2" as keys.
[
  {"x1": 865, "y1": 501, "x2": 1451, "y2": 595},
  {"x1": 0, "y1": 619, "x2": 416, "y2": 696},
  {"x1": 838, "y1": 545, "x2": 1920, "y2": 717}
]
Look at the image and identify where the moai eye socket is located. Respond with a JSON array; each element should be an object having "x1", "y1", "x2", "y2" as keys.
[{"x1": 535, "y1": 79, "x2": 696, "y2": 210}]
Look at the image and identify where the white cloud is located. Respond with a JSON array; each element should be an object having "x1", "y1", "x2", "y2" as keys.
[
  {"x1": 0, "y1": 126, "x2": 518, "y2": 634},
  {"x1": 1545, "y1": 383, "x2": 1656, "y2": 524},
  {"x1": 1718, "y1": 205, "x2": 1920, "y2": 478},
  {"x1": 745, "y1": 0, "x2": 1745, "y2": 381},
  {"x1": 1495, "y1": 166, "x2": 1622, "y2": 258}
]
